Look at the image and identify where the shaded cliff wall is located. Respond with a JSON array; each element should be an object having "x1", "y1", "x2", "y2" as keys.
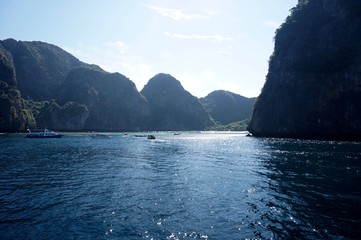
[{"x1": 248, "y1": 0, "x2": 361, "y2": 140}]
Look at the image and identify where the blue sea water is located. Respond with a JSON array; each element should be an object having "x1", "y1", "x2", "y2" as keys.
[{"x1": 0, "y1": 132, "x2": 360, "y2": 239}]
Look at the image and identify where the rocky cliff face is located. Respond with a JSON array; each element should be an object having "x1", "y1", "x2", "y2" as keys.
[
  {"x1": 141, "y1": 73, "x2": 213, "y2": 130},
  {"x1": 57, "y1": 67, "x2": 150, "y2": 131},
  {"x1": 200, "y1": 90, "x2": 255, "y2": 124},
  {"x1": 248, "y1": 0, "x2": 361, "y2": 140},
  {"x1": 0, "y1": 47, "x2": 35, "y2": 131}
]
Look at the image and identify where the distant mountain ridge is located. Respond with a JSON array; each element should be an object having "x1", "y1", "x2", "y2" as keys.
[
  {"x1": 0, "y1": 39, "x2": 254, "y2": 132},
  {"x1": 200, "y1": 90, "x2": 255, "y2": 125}
]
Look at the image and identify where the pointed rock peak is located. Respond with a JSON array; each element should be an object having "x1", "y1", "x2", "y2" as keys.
[
  {"x1": 142, "y1": 73, "x2": 184, "y2": 92},
  {"x1": 151, "y1": 73, "x2": 178, "y2": 81}
]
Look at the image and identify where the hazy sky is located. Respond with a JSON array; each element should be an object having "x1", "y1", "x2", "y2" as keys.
[{"x1": 0, "y1": 0, "x2": 297, "y2": 98}]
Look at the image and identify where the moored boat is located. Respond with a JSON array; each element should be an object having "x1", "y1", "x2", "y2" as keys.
[
  {"x1": 25, "y1": 129, "x2": 63, "y2": 138},
  {"x1": 147, "y1": 135, "x2": 156, "y2": 139}
]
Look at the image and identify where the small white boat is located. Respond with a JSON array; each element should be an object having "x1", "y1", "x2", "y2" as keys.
[{"x1": 25, "y1": 129, "x2": 63, "y2": 138}]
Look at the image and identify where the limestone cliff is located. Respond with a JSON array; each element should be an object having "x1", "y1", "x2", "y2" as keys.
[{"x1": 248, "y1": 0, "x2": 361, "y2": 140}]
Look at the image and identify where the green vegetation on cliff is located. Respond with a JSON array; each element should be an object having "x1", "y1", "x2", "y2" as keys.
[{"x1": 0, "y1": 47, "x2": 35, "y2": 132}]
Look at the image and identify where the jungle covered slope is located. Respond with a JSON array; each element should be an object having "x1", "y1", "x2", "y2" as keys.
[{"x1": 248, "y1": 0, "x2": 361, "y2": 140}]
